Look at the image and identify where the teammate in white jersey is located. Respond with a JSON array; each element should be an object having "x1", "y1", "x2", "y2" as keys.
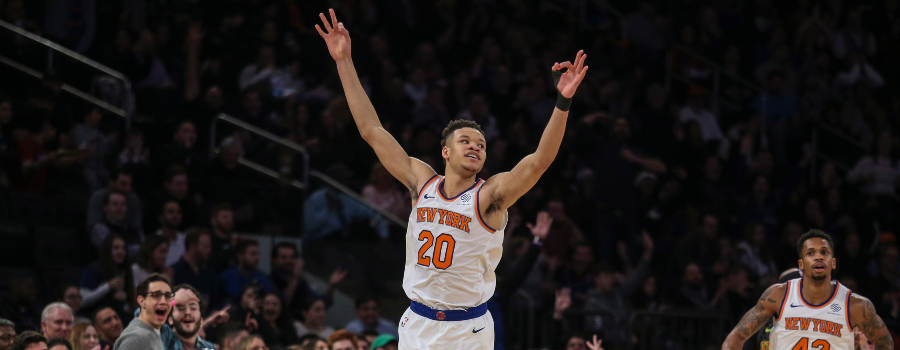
[
  {"x1": 721, "y1": 230, "x2": 893, "y2": 350},
  {"x1": 314, "y1": 8, "x2": 588, "y2": 349}
]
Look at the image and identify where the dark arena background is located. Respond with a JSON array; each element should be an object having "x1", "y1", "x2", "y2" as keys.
[{"x1": 0, "y1": 0, "x2": 898, "y2": 349}]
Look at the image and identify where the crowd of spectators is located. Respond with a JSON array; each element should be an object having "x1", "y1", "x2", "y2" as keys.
[{"x1": 0, "y1": 0, "x2": 899, "y2": 349}]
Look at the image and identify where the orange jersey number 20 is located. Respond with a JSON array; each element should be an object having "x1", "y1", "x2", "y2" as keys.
[{"x1": 417, "y1": 230, "x2": 456, "y2": 269}]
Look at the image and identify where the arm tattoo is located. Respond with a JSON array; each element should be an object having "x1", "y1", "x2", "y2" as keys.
[
  {"x1": 734, "y1": 304, "x2": 770, "y2": 339},
  {"x1": 859, "y1": 299, "x2": 894, "y2": 350}
]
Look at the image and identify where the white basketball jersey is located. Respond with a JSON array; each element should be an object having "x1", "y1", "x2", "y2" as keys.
[
  {"x1": 771, "y1": 278, "x2": 854, "y2": 350},
  {"x1": 402, "y1": 175, "x2": 505, "y2": 310}
]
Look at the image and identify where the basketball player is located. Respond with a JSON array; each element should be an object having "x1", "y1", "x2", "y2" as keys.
[
  {"x1": 315, "y1": 9, "x2": 588, "y2": 349},
  {"x1": 722, "y1": 230, "x2": 893, "y2": 349}
]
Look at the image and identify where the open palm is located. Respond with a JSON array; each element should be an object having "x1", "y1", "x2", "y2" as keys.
[
  {"x1": 553, "y1": 50, "x2": 589, "y2": 98},
  {"x1": 315, "y1": 9, "x2": 351, "y2": 61}
]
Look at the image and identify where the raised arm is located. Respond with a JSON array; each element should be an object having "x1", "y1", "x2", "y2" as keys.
[
  {"x1": 851, "y1": 294, "x2": 894, "y2": 350},
  {"x1": 722, "y1": 283, "x2": 785, "y2": 350},
  {"x1": 316, "y1": 9, "x2": 435, "y2": 194},
  {"x1": 479, "y1": 51, "x2": 588, "y2": 212}
]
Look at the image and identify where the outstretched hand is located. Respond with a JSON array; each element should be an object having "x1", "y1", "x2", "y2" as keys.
[
  {"x1": 315, "y1": 9, "x2": 352, "y2": 61},
  {"x1": 586, "y1": 334, "x2": 604, "y2": 350},
  {"x1": 526, "y1": 211, "x2": 553, "y2": 240},
  {"x1": 552, "y1": 50, "x2": 589, "y2": 99}
]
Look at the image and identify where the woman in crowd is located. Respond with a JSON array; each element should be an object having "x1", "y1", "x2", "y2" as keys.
[
  {"x1": 79, "y1": 234, "x2": 134, "y2": 318},
  {"x1": 70, "y1": 323, "x2": 101, "y2": 350},
  {"x1": 236, "y1": 335, "x2": 268, "y2": 350},
  {"x1": 131, "y1": 235, "x2": 170, "y2": 288},
  {"x1": 293, "y1": 296, "x2": 334, "y2": 339},
  {"x1": 259, "y1": 293, "x2": 299, "y2": 350}
]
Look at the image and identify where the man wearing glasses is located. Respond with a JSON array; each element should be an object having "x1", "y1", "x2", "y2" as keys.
[{"x1": 114, "y1": 274, "x2": 173, "y2": 350}]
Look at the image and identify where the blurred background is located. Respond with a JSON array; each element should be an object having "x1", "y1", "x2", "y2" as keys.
[{"x1": 0, "y1": 0, "x2": 898, "y2": 349}]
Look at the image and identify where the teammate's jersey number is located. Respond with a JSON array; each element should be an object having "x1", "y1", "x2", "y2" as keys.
[
  {"x1": 417, "y1": 230, "x2": 456, "y2": 269},
  {"x1": 791, "y1": 338, "x2": 830, "y2": 350}
]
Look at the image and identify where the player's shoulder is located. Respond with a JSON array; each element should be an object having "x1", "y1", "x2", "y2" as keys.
[
  {"x1": 759, "y1": 282, "x2": 789, "y2": 308},
  {"x1": 848, "y1": 292, "x2": 874, "y2": 310}
]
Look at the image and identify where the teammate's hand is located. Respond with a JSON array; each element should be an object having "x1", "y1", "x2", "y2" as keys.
[
  {"x1": 552, "y1": 50, "x2": 589, "y2": 99},
  {"x1": 586, "y1": 335, "x2": 604, "y2": 350},
  {"x1": 204, "y1": 305, "x2": 230, "y2": 327},
  {"x1": 316, "y1": 9, "x2": 352, "y2": 62},
  {"x1": 244, "y1": 312, "x2": 258, "y2": 332},
  {"x1": 526, "y1": 211, "x2": 552, "y2": 240}
]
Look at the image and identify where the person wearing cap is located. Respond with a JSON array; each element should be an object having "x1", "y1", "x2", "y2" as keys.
[
  {"x1": 303, "y1": 163, "x2": 388, "y2": 240},
  {"x1": 369, "y1": 334, "x2": 397, "y2": 350}
]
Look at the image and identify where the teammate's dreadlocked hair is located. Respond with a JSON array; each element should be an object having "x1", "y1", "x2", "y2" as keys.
[{"x1": 440, "y1": 120, "x2": 485, "y2": 148}]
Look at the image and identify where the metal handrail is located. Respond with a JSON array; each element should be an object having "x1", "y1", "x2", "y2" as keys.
[
  {"x1": 0, "y1": 19, "x2": 133, "y2": 128},
  {"x1": 0, "y1": 19, "x2": 128, "y2": 82},
  {"x1": 0, "y1": 56, "x2": 126, "y2": 117},
  {"x1": 309, "y1": 170, "x2": 407, "y2": 227},
  {"x1": 209, "y1": 113, "x2": 407, "y2": 228}
]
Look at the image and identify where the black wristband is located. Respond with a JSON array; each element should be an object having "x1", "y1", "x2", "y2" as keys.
[
  {"x1": 556, "y1": 95, "x2": 572, "y2": 111},
  {"x1": 552, "y1": 69, "x2": 572, "y2": 111}
]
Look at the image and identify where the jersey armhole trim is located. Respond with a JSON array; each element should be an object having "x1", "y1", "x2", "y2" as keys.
[
  {"x1": 415, "y1": 175, "x2": 441, "y2": 205},
  {"x1": 846, "y1": 291, "x2": 853, "y2": 330},
  {"x1": 475, "y1": 186, "x2": 496, "y2": 233},
  {"x1": 776, "y1": 280, "x2": 790, "y2": 321}
]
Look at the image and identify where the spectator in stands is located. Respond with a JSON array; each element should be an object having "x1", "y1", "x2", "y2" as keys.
[
  {"x1": 131, "y1": 236, "x2": 171, "y2": 288},
  {"x1": 15, "y1": 120, "x2": 57, "y2": 192},
  {"x1": 46, "y1": 338, "x2": 71, "y2": 350},
  {"x1": 168, "y1": 285, "x2": 216, "y2": 350},
  {"x1": 833, "y1": 10, "x2": 877, "y2": 59},
  {"x1": 79, "y1": 235, "x2": 133, "y2": 319},
  {"x1": 172, "y1": 229, "x2": 220, "y2": 313},
  {"x1": 221, "y1": 240, "x2": 275, "y2": 302},
  {"x1": 303, "y1": 164, "x2": 388, "y2": 240},
  {"x1": 69, "y1": 323, "x2": 99, "y2": 350},
  {"x1": 199, "y1": 138, "x2": 256, "y2": 220},
  {"x1": 675, "y1": 214, "x2": 721, "y2": 269},
  {"x1": 117, "y1": 129, "x2": 150, "y2": 171},
  {"x1": 293, "y1": 297, "x2": 334, "y2": 339},
  {"x1": 848, "y1": 131, "x2": 900, "y2": 196},
  {"x1": 0, "y1": 275, "x2": 40, "y2": 333},
  {"x1": 258, "y1": 293, "x2": 297, "y2": 349},
  {"x1": 343, "y1": 297, "x2": 397, "y2": 337},
  {"x1": 86, "y1": 169, "x2": 143, "y2": 240},
  {"x1": 553, "y1": 242, "x2": 596, "y2": 303},
  {"x1": 238, "y1": 47, "x2": 279, "y2": 92},
  {"x1": 152, "y1": 166, "x2": 201, "y2": 230},
  {"x1": 835, "y1": 54, "x2": 885, "y2": 88},
  {"x1": 55, "y1": 286, "x2": 89, "y2": 324},
  {"x1": 735, "y1": 222, "x2": 777, "y2": 279},
  {"x1": 674, "y1": 263, "x2": 712, "y2": 309},
  {"x1": 153, "y1": 121, "x2": 203, "y2": 178},
  {"x1": 268, "y1": 242, "x2": 345, "y2": 318},
  {"x1": 72, "y1": 107, "x2": 115, "y2": 191},
  {"x1": 327, "y1": 330, "x2": 358, "y2": 350},
  {"x1": 235, "y1": 335, "x2": 266, "y2": 350},
  {"x1": 678, "y1": 86, "x2": 723, "y2": 143},
  {"x1": 208, "y1": 204, "x2": 237, "y2": 273},
  {"x1": 0, "y1": 318, "x2": 15, "y2": 350},
  {"x1": 362, "y1": 163, "x2": 409, "y2": 220},
  {"x1": 216, "y1": 322, "x2": 249, "y2": 350},
  {"x1": 455, "y1": 94, "x2": 498, "y2": 142},
  {"x1": 114, "y1": 273, "x2": 173, "y2": 350},
  {"x1": 91, "y1": 190, "x2": 143, "y2": 257},
  {"x1": 155, "y1": 200, "x2": 186, "y2": 267},
  {"x1": 40, "y1": 303, "x2": 73, "y2": 340},
  {"x1": 92, "y1": 308, "x2": 122, "y2": 349},
  {"x1": 710, "y1": 268, "x2": 755, "y2": 324},
  {"x1": 11, "y1": 331, "x2": 46, "y2": 350}
]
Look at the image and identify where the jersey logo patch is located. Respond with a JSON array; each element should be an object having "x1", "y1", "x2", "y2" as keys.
[
  {"x1": 830, "y1": 304, "x2": 841, "y2": 312},
  {"x1": 790, "y1": 303, "x2": 803, "y2": 308},
  {"x1": 436, "y1": 311, "x2": 446, "y2": 320},
  {"x1": 424, "y1": 194, "x2": 434, "y2": 199},
  {"x1": 461, "y1": 193, "x2": 472, "y2": 202},
  {"x1": 473, "y1": 327, "x2": 485, "y2": 333}
]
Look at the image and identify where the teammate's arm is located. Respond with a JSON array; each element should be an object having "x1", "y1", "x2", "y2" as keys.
[
  {"x1": 316, "y1": 9, "x2": 435, "y2": 194},
  {"x1": 721, "y1": 284, "x2": 785, "y2": 350},
  {"x1": 480, "y1": 51, "x2": 588, "y2": 211},
  {"x1": 850, "y1": 294, "x2": 894, "y2": 350}
]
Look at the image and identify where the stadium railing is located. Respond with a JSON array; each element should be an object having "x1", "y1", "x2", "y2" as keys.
[
  {"x1": 209, "y1": 113, "x2": 407, "y2": 229},
  {"x1": 629, "y1": 309, "x2": 732, "y2": 350},
  {"x1": 0, "y1": 19, "x2": 134, "y2": 128}
]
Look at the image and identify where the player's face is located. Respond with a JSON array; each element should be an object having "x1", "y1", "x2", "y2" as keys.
[
  {"x1": 798, "y1": 238, "x2": 836, "y2": 281},
  {"x1": 443, "y1": 128, "x2": 486, "y2": 173}
]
